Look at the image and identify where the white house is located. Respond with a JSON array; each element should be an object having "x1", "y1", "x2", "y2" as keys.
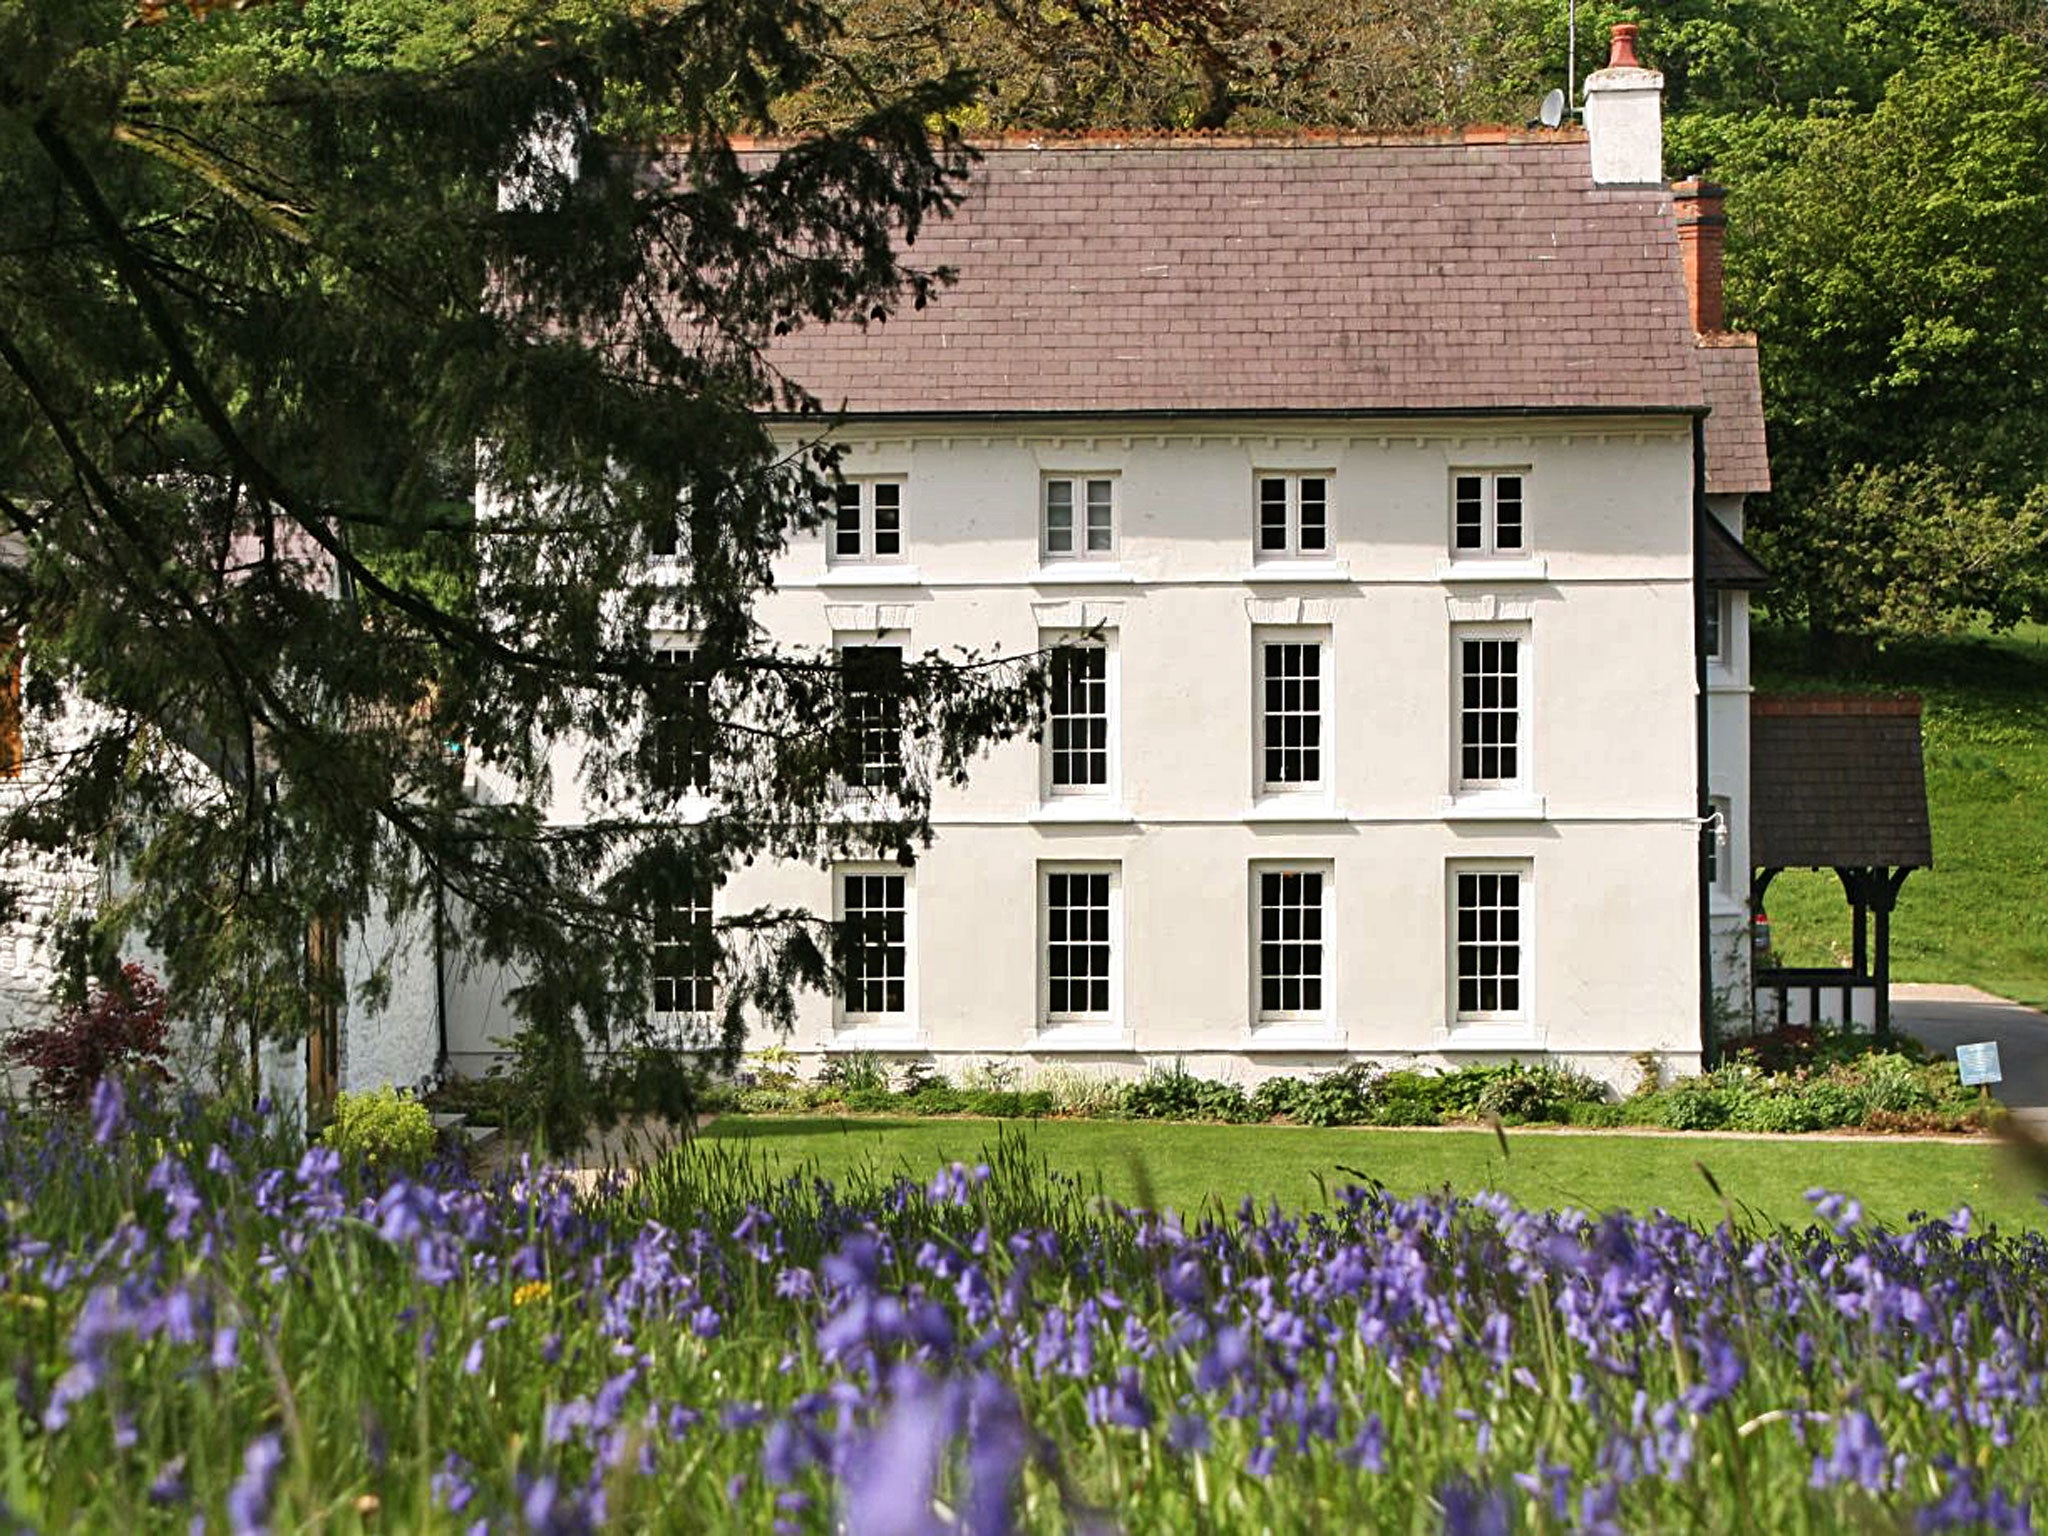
[
  {"x1": 2, "y1": 27, "x2": 1775, "y2": 1101},
  {"x1": 440, "y1": 28, "x2": 1772, "y2": 1091}
]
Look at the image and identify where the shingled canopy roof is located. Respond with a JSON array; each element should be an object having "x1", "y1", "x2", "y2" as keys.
[
  {"x1": 1703, "y1": 513, "x2": 1769, "y2": 589},
  {"x1": 1751, "y1": 696, "x2": 1932, "y2": 870},
  {"x1": 760, "y1": 132, "x2": 1707, "y2": 418}
]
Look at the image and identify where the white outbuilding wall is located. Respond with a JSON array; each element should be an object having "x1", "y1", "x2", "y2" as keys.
[{"x1": 1704, "y1": 492, "x2": 1756, "y2": 1031}]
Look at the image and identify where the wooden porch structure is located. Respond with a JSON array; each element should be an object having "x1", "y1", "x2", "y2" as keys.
[{"x1": 1750, "y1": 695, "x2": 1932, "y2": 1040}]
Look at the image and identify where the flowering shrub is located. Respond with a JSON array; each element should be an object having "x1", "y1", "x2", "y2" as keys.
[
  {"x1": 321, "y1": 1087, "x2": 438, "y2": 1172},
  {"x1": 3, "y1": 1082, "x2": 2045, "y2": 1530},
  {"x1": 1, "y1": 963, "x2": 169, "y2": 1110}
]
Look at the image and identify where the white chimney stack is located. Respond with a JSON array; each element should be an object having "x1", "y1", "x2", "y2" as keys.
[{"x1": 1583, "y1": 23, "x2": 1664, "y2": 187}]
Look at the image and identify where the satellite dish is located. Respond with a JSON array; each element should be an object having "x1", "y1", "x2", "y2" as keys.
[{"x1": 1539, "y1": 88, "x2": 1567, "y2": 128}]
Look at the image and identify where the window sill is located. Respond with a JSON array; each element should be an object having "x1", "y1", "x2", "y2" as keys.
[
  {"x1": 1246, "y1": 797, "x2": 1347, "y2": 824},
  {"x1": 1436, "y1": 557, "x2": 1549, "y2": 583},
  {"x1": 1032, "y1": 564, "x2": 1135, "y2": 586},
  {"x1": 832, "y1": 1023, "x2": 923, "y2": 1050},
  {"x1": 1708, "y1": 892, "x2": 1747, "y2": 919},
  {"x1": 817, "y1": 566, "x2": 923, "y2": 587},
  {"x1": 1245, "y1": 1025, "x2": 1346, "y2": 1052},
  {"x1": 1240, "y1": 561, "x2": 1352, "y2": 584},
  {"x1": 1437, "y1": 1024, "x2": 1543, "y2": 1052},
  {"x1": 1439, "y1": 792, "x2": 1547, "y2": 822},
  {"x1": 1029, "y1": 802, "x2": 1138, "y2": 826},
  {"x1": 1035, "y1": 1022, "x2": 1133, "y2": 1051},
  {"x1": 827, "y1": 793, "x2": 911, "y2": 823}
]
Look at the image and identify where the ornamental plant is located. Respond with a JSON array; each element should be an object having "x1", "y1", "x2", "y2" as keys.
[
  {"x1": 4, "y1": 1093, "x2": 2046, "y2": 1530},
  {"x1": 320, "y1": 1087, "x2": 437, "y2": 1173},
  {"x1": 1, "y1": 963, "x2": 169, "y2": 1112}
]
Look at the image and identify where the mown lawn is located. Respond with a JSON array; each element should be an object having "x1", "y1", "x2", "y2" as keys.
[
  {"x1": 700, "y1": 1114, "x2": 2048, "y2": 1231},
  {"x1": 1754, "y1": 623, "x2": 2048, "y2": 1009}
]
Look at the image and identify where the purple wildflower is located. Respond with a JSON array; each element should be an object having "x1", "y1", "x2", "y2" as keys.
[
  {"x1": 225, "y1": 1434, "x2": 285, "y2": 1536},
  {"x1": 89, "y1": 1076, "x2": 126, "y2": 1145}
]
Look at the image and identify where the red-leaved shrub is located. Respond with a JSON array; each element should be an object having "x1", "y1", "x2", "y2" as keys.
[{"x1": 3, "y1": 963, "x2": 171, "y2": 1110}]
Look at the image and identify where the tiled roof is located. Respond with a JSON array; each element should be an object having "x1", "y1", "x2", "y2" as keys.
[
  {"x1": 1751, "y1": 696, "x2": 1932, "y2": 870},
  {"x1": 1697, "y1": 336, "x2": 1771, "y2": 494},
  {"x1": 1702, "y1": 512, "x2": 1769, "y2": 589},
  {"x1": 763, "y1": 135, "x2": 1707, "y2": 417}
]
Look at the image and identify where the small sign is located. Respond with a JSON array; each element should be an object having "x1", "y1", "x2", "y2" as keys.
[{"x1": 1956, "y1": 1042, "x2": 2003, "y2": 1087}]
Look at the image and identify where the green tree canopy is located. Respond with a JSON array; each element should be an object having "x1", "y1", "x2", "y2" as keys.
[
  {"x1": 1725, "y1": 37, "x2": 2048, "y2": 639},
  {"x1": 791, "y1": 0, "x2": 2048, "y2": 641},
  {"x1": 0, "y1": 0, "x2": 1039, "y2": 1126}
]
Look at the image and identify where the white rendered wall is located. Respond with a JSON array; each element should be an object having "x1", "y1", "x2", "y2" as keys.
[
  {"x1": 1703, "y1": 492, "x2": 1755, "y2": 1032},
  {"x1": 446, "y1": 414, "x2": 1706, "y2": 1088},
  {"x1": 0, "y1": 673, "x2": 439, "y2": 1100},
  {"x1": 0, "y1": 672, "x2": 106, "y2": 1084},
  {"x1": 339, "y1": 895, "x2": 444, "y2": 1093}
]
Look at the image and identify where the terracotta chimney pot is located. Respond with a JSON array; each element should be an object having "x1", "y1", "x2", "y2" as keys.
[{"x1": 1583, "y1": 23, "x2": 1664, "y2": 185}]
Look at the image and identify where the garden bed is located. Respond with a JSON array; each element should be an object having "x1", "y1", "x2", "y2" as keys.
[{"x1": 688, "y1": 1026, "x2": 1999, "y2": 1137}]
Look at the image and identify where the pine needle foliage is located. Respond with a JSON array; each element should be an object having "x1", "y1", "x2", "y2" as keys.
[{"x1": 0, "y1": 0, "x2": 1042, "y2": 1132}]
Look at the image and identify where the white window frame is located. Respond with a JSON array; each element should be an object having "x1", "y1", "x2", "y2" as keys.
[
  {"x1": 1038, "y1": 862, "x2": 1123, "y2": 1040},
  {"x1": 1449, "y1": 468, "x2": 1530, "y2": 560},
  {"x1": 1041, "y1": 475, "x2": 1118, "y2": 562},
  {"x1": 1256, "y1": 627, "x2": 1332, "y2": 797},
  {"x1": 1249, "y1": 862, "x2": 1333, "y2": 1032},
  {"x1": 835, "y1": 637, "x2": 907, "y2": 795},
  {"x1": 834, "y1": 865, "x2": 917, "y2": 1040},
  {"x1": 1702, "y1": 589, "x2": 1728, "y2": 666},
  {"x1": 1451, "y1": 624, "x2": 1531, "y2": 797},
  {"x1": 1040, "y1": 631, "x2": 1118, "y2": 802},
  {"x1": 1253, "y1": 471, "x2": 1333, "y2": 563},
  {"x1": 650, "y1": 637, "x2": 712, "y2": 797},
  {"x1": 1447, "y1": 861, "x2": 1533, "y2": 1038},
  {"x1": 650, "y1": 871, "x2": 717, "y2": 1026},
  {"x1": 829, "y1": 478, "x2": 907, "y2": 566}
]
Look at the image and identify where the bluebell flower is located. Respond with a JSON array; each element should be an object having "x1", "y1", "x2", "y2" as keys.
[
  {"x1": 147, "y1": 1455, "x2": 189, "y2": 1507},
  {"x1": 1166, "y1": 1412, "x2": 1211, "y2": 1454},
  {"x1": 1811, "y1": 1408, "x2": 1893, "y2": 1493},
  {"x1": 843, "y1": 1376, "x2": 952, "y2": 1536},
  {"x1": 225, "y1": 1434, "x2": 284, "y2": 1536},
  {"x1": 90, "y1": 1076, "x2": 127, "y2": 1145},
  {"x1": 1196, "y1": 1326, "x2": 1250, "y2": 1393},
  {"x1": 1436, "y1": 1475, "x2": 1511, "y2": 1536}
]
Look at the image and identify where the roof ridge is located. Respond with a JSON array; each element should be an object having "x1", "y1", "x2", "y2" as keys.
[{"x1": 727, "y1": 125, "x2": 1588, "y2": 153}]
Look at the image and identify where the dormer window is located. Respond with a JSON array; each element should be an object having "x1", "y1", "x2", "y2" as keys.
[
  {"x1": 1255, "y1": 473, "x2": 1330, "y2": 561},
  {"x1": 1043, "y1": 476, "x2": 1116, "y2": 561},
  {"x1": 832, "y1": 480, "x2": 905, "y2": 564},
  {"x1": 1451, "y1": 470, "x2": 1527, "y2": 558}
]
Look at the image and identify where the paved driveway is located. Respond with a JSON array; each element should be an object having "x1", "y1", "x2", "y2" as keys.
[{"x1": 1892, "y1": 983, "x2": 2048, "y2": 1131}]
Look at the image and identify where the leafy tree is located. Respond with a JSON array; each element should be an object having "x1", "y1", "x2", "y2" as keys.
[
  {"x1": 0, "y1": 0, "x2": 1040, "y2": 1131},
  {"x1": 1725, "y1": 39, "x2": 2048, "y2": 641},
  {"x1": 781, "y1": 0, "x2": 1553, "y2": 133}
]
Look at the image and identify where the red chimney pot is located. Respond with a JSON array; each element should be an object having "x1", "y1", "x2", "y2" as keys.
[{"x1": 1608, "y1": 23, "x2": 1643, "y2": 69}]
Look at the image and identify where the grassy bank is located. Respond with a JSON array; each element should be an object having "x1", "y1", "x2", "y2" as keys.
[
  {"x1": 700, "y1": 1113, "x2": 2048, "y2": 1231},
  {"x1": 1754, "y1": 623, "x2": 2048, "y2": 1009}
]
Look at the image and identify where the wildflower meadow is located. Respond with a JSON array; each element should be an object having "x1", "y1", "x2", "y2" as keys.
[{"x1": 3, "y1": 1080, "x2": 2045, "y2": 1532}]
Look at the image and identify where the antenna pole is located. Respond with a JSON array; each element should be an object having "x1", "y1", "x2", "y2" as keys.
[{"x1": 1567, "y1": 0, "x2": 1577, "y2": 114}]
